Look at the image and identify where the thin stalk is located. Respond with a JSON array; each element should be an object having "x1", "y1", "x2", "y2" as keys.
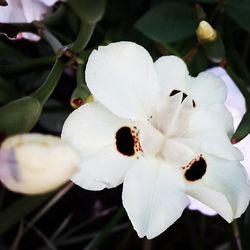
[
  {"x1": 31, "y1": 59, "x2": 65, "y2": 106},
  {"x1": 68, "y1": 21, "x2": 95, "y2": 53},
  {"x1": 232, "y1": 220, "x2": 242, "y2": 250},
  {"x1": 84, "y1": 208, "x2": 126, "y2": 250},
  {"x1": 42, "y1": 28, "x2": 63, "y2": 53}
]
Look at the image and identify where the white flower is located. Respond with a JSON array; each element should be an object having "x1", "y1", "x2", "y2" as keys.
[
  {"x1": 61, "y1": 42, "x2": 250, "y2": 239},
  {"x1": 0, "y1": 133, "x2": 79, "y2": 194},
  {"x1": 189, "y1": 66, "x2": 250, "y2": 216},
  {"x1": 0, "y1": 0, "x2": 61, "y2": 40}
]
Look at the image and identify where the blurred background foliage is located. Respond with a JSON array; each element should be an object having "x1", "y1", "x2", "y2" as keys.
[{"x1": 0, "y1": 0, "x2": 250, "y2": 249}]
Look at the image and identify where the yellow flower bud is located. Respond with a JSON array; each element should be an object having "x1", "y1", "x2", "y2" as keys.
[
  {"x1": 0, "y1": 134, "x2": 79, "y2": 195},
  {"x1": 196, "y1": 21, "x2": 217, "y2": 43}
]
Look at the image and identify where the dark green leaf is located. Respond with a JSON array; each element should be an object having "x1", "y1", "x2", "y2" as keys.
[
  {"x1": 68, "y1": 0, "x2": 106, "y2": 23},
  {"x1": 39, "y1": 99, "x2": 71, "y2": 133},
  {"x1": 135, "y1": 2, "x2": 198, "y2": 43},
  {"x1": 0, "y1": 76, "x2": 19, "y2": 103},
  {"x1": 224, "y1": 0, "x2": 250, "y2": 32}
]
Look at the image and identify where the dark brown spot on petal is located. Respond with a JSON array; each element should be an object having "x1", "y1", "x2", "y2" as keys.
[
  {"x1": 169, "y1": 89, "x2": 181, "y2": 96},
  {"x1": 181, "y1": 92, "x2": 188, "y2": 103},
  {"x1": 184, "y1": 156, "x2": 207, "y2": 181},
  {"x1": 116, "y1": 127, "x2": 135, "y2": 156},
  {"x1": 192, "y1": 100, "x2": 196, "y2": 108}
]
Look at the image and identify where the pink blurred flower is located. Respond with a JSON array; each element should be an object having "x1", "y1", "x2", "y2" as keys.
[
  {"x1": 0, "y1": 0, "x2": 62, "y2": 41},
  {"x1": 189, "y1": 66, "x2": 250, "y2": 216}
]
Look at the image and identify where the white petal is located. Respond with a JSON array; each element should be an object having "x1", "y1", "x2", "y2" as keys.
[
  {"x1": 188, "y1": 197, "x2": 217, "y2": 216},
  {"x1": 18, "y1": 32, "x2": 40, "y2": 41},
  {"x1": 39, "y1": 0, "x2": 59, "y2": 6},
  {"x1": 62, "y1": 102, "x2": 136, "y2": 190},
  {"x1": 154, "y1": 56, "x2": 188, "y2": 94},
  {"x1": 0, "y1": 1, "x2": 26, "y2": 23},
  {"x1": 122, "y1": 158, "x2": 188, "y2": 239},
  {"x1": 85, "y1": 42, "x2": 160, "y2": 120},
  {"x1": 182, "y1": 131, "x2": 243, "y2": 162},
  {"x1": 188, "y1": 104, "x2": 234, "y2": 137},
  {"x1": 22, "y1": 0, "x2": 48, "y2": 22},
  {"x1": 158, "y1": 91, "x2": 194, "y2": 137},
  {"x1": 187, "y1": 72, "x2": 226, "y2": 107},
  {"x1": 185, "y1": 154, "x2": 250, "y2": 222},
  {"x1": 207, "y1": 66, "x2": 246, "y2": 129},
  {"x1": 71, "y1": 145, "x2": 135, "y2": 191}
]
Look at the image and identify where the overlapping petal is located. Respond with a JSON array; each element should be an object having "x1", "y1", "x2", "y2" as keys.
[
  {"x1": 122, "y1": 158, "x2": 188, "y2": 239},
  {"x1": 85, "y1": 42, "x2": 160, "y2": 120},
  {"x1": 186, "y1": 154, "x2": 250, "y2": 221},
  {"x1": 62, "y1": 102, "x2": 136, "y2": 190},
  {"x1": 154, "y1": 56, "x2": 188, "y2": 94}
]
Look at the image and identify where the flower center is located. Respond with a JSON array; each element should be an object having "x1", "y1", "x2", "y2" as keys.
[
  {"x1": 115, "y1": 126, "x2": 142, "y2": 157},
  {"x1": 183, "y1": 155, "x2": 207, "y2": 181}
]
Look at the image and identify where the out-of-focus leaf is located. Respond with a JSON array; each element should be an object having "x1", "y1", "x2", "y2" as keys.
[
  {"x1": 0, "y1": 76, "x2": 19, "y2": 103},
  {"x1": 67, "y1": 0, "x2": 106, "y2": 23},
  {"x1": 233, "y1": 111, "x2": 250, "y2": 142},
  {"x1": 224, "y1": 0, "x2": 250, "y2": 32},
  {"x1": 39, "y1": 99, "x2": 71, "y2": 133},
  {"x1": 135, "y1": 3, "x2": 198, "y2": 43},
  {"x1": 0, "y1": 193, "x2": 54, "y2": 235},
  {"x1": 187, "y1": 48, "x2": 209, "y2": 76},
  {"x1": 197, "y1": 0, "x2": 218, "y2": 3},
  {"x1": 0, "y1": 96, "x2": 42, "y2": 135},
  {"x1": 0, "y1": 41, "x2": 27, "y2": 64}
]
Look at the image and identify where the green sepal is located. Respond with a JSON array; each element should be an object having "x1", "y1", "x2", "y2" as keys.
[
  {"x1": 232, "y1": 111, "x2": 250, "y2": 142},
  {"x1": 201, "y1": 36, "x2": 225, "y2": 63},
  {"x1": 0, "y1": 96, "x2": 42, "y2": 135}
]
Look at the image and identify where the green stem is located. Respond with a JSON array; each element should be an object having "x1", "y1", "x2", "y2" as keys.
[
  {"x1": 68, "y1": 21, "x2": 95, "y2": 53},
  {"x1": 0, "y1": 56, "x2": 55, "y2": 75},
  {"x1": 31, "y1": 59, "x2": 65, "y2": 106},
  {"x1": 232, "y1": 220, "x2": 242, "y2": 250},
  {"x1": 42, "y1": 28, "x2": 63, "y2": 53}
]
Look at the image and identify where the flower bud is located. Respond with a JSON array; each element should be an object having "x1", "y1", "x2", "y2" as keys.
[
  {"x1": 196, "y1": 21, "x2": 224, "y2": 63},
  {"x1": 70, "y1": 84, "x2": 90, "y2": 109},
  {"x1": 0, "y1": 134, "x2": 79, "y2": 194},
  {"x1": 0, "y1": 96, "x2": 42, "y2": 135},
  {"x1": 196, "y1": 21, "x2": 217, "y2": 43}
]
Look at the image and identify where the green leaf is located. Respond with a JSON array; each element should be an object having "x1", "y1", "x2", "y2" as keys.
[
  {"x1": 39, "y1": 99, "x2": 71, "y2": 133},
  {"x1": 0, "y1": 96, "x2": 42, "y2": 135},
  {"x1": 68, "y1": 0, "x2": 106, "y2": 23},
  {"x1": 0, "y1": 76, "x2": 19, "y2": 103},
  {"x1": 233, "y1": 111, "x2": 250, "y2": 142},
  {"x1": 224, "y1": 0, "x2": 250, "y2": 32},
  {"x1": 135, "y1": 2, "x2": 198, "y2": 43},
  {"x1": 0, "y1": 193, "x2": 54, "y2": 235}
]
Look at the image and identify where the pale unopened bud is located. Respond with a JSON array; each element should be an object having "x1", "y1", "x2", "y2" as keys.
[
  {"x1": 196, "y1": 21, "x2": 217, "y2": 43},
  {"x1": 0, "y1": 134, "x2": 79, "y2": 195}
]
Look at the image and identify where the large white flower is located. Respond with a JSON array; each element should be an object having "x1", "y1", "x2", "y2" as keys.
[
  {"x1": 189, "y1": 66, "x2": 250, "y2": 216},
  {"x1": 62, "y1": 42, "x2": 250, "y2": 239},
  {"x1": 0, "y1": 0, "x2": 61, "y2": 40}
]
